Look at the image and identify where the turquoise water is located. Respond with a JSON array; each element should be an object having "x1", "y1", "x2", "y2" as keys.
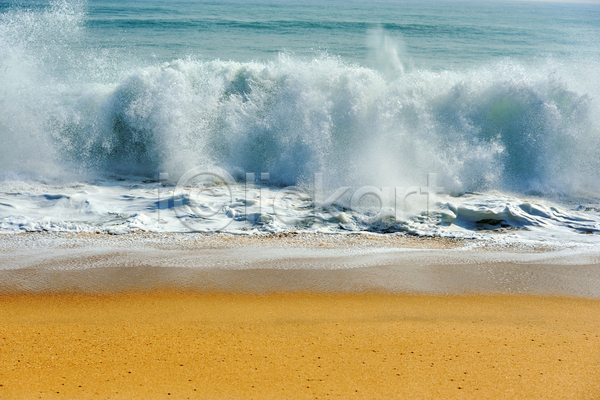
[
  {"x1": 4, "y1": 0, "x2": 598, "y2": 69},
  {"x1": 1, "y1": 0, "x2": 600, "y2": 237},
  {"x1": 80, "y1": 0, "x2": 600, "y2": 68}
]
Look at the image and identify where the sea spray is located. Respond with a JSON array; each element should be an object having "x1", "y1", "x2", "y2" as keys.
[{"x1": 1, "y1": 0, "x2": 599, "y2": 205}]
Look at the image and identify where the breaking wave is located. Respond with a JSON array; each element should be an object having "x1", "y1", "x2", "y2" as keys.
[{"x1": 1, "y1": 0, "x2": 600, "y2": 198}]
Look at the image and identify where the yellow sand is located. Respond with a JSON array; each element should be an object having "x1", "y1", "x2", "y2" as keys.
[{"x1": 1, "y1": 292, "x2": 599, "y2": 399}]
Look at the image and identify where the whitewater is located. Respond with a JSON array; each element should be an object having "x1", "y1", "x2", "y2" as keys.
[{"x1": 1, "y1": 0, "x2": 600, "y2": 250}]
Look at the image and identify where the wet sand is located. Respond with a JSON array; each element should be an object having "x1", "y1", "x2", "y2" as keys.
[
  {"x1": 1, "y1": 232, "x2": 600, "y2": 297},
  {"x1": 1, "y1": 291, "x2": 599, "y2": 399}
]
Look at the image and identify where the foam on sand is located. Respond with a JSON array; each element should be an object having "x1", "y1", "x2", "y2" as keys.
[{"x1": 1, "y1": 232, "x2": 599, "y2": 298}]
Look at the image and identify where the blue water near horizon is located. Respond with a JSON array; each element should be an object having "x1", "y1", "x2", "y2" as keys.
[
  {"x1": 67, "y1": 0, "x2": 600, "y2": 68},
  {"x1": 4, "y1": 0, "x2": 598, "y2": 66}
]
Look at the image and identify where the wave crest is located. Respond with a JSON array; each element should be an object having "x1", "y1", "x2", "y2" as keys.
[{"x1": 1, "y1": 2, "x2": 599, "y2": 198}]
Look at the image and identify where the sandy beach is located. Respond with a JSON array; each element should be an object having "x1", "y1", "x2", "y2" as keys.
[
  {"x1": 1, "y1": 233, "x2": 600, "y2": 399},
  {"x1": 1, "y1": 291, "x2": 599, "y2": 399}
]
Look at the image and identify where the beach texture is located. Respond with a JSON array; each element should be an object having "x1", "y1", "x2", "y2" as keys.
[{"x1": 1, "y1": 291, "x2": 599, "y2": 399}]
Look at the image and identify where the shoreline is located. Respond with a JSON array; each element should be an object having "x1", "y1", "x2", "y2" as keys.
[{"x1": 1, "y1": 231, "x2": 599, "y2": 297}]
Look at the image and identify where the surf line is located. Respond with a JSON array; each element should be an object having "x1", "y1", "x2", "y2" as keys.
[{"x1": 164, "y1": 167, "x2": 443, "y2": 232}]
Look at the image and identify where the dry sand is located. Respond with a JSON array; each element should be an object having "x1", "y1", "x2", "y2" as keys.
[{"x1": 1, "y1": 291, "x2": 599, "y2": 399}]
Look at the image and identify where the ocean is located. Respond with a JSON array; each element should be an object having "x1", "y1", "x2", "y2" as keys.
[{"x1": 1, "y1": 0, "x2": 600, "y2": 247}]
